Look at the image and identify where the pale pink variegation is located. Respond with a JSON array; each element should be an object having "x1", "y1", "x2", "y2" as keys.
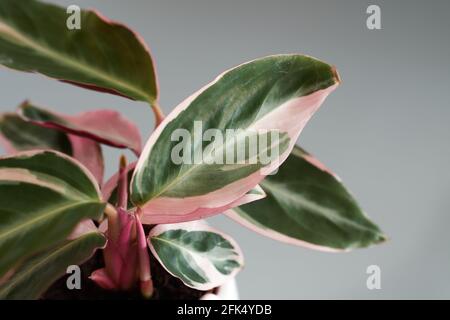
[
  {"x1": 301, "y1": 152, "x2": 341, "y2": 181},
  {"x1": 69, "y1": 135, "x2": 104, "y2": 185},
  {"x1": 0, "y1": 149, "x2": 102, "y2": 196},
  {"x1": 19, "y1": 107, "x2": 142, "y2": 155},
  {"x1": 224, "y1": 150, "x2": 345, "y2": 253},
  {"x1": 225, "y1": 209, "x2": 344, "y2": 253},
  {"x1": 0, "y1": 126, "x2": 104, "y2": 184},
  {"x1": 67, "y1": 219, "x2": 98, "y2": 241},
  {"x1": 133, "y1": 58, "x2": 339, "y2": 224},
  {"x1": 0, "y1": 133, "x2": 15, "y2": 154},
  {"x1": 140, "y1": 185, "x2": 266, "y2": 224}
]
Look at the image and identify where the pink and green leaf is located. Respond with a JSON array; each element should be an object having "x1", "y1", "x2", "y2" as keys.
[
  {"x1": 0, "y1": 150, "x2": 105, "y2": 279},
  {"x1": 19, "y1": 102, "x2": 142, "y2": 155},
  {"x1": 227, "y1": 146, "x2": 386, "y2": 251},
  {"x1": 131, "y1": 54, "x2": 339, "y2": 224},
  {"x1": 0, "y1": 111, "x2": 104, "y2": 184},
  {"x1": 0, "y1": 0, "x2": 158, "y2": 104},
  {"x1": 0, "y1": 231, "x2": 106, "y2": 299}
]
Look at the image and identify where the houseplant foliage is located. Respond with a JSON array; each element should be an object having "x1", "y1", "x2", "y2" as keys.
[{"x1": 0, "y1": 0, "x2": 386, "y2": 299}]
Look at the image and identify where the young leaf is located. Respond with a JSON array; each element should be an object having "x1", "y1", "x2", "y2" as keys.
[
  {"x1": 0, "y1": 231, "x2": 106, "y2": 299},
  {"x1": 0, "y1": 0, "x2": 158, "y2": 104},
  {"x1": 148, "y1": 221, "x2": 244, "y2": 291},
  {"x1": 131, "y1": 54, "x2": 339, "y2": 223},
  {"x1": 0, "y1": 150, "x2": 105, "y2": 278},
  {"x1": 19, "y1": 102, "x2": 142, "y2": 155},
  {"x1": 102, "y1": 161, "x2": 136, "y2": 209},
  {"x1": 0, "y1": 112, "x2": 104, "y2": 184},
  {"x1": 227, "y1": 146, "x2": 386, "y2": 251}
]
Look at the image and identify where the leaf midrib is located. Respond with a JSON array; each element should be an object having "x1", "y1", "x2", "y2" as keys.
[
  {"x1": 136, "y1": 129, "x2": 289, "y2": 203},
  {"x1": 0, "y1": 19, "x2": 153, "y2": 103},
  {"x1": 0, "y1": 200, "x2": 101, "y2": 241},
  {"x1": 152, "y1": 236, "x2": 209, "y2": 284},
  {"x1": 153, "y1": 235, "x2": 235, "y2": 262},
  {"x1": 261, "y1": 179, "x2": 377, "y2": 233}
]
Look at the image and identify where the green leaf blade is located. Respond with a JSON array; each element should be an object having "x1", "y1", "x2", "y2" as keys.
[
  {"x1": 132, "y1": 54, "x2": 339, "y2": 223},
  {"x1": 0, "y1": 231, "x2": 106, "y2": 299},
  {"x1": 0, "y1": 150, "x2": 105, "y2": 277},
  {"x1": 0, "y1": 0, "x2": 157, "y2": 103},
  {"x1": 148, "y1": 222, "x2": 244, "y2": 290},
  {"x1": 228, "y1": 146, "x2": 386, "y2": 251}
]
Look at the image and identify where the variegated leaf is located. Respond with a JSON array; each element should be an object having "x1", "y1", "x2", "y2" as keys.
[
  {"x1": 227, "y1": 146, "x2": 386, "y2": 251},
  {"x1": 19, "y1": 102, "x2": 142, "y2": 155},
  {"x1": 148, "y1": 221, "x2": 244, "y2": 290},
  {"x1": 0, "y1": 113, "x2": 72, "y2": 154},
  {"x1": 131, "y1": 54, "x2": 339, "y2": 223},
  {"x1": 0, "y1": 231, "x2": 106, "y2": 299},
  {"x1": 0, "y1": 0, "x2": 158, "y2": 104},
  {"x1": 0, "y1": 112, "x2": 104, "y2": 183},
  {"x1": 0, "y1": 150, "x2": 105, "y2": 278}
]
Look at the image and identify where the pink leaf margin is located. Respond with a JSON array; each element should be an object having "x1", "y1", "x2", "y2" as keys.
[{"x1": 133, "y1": 55, "x2": 340, "y2": 224}]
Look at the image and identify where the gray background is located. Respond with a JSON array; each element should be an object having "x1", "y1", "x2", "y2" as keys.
[{"x1": 1, "y1": 0, "x2": 449, "y2": 299}]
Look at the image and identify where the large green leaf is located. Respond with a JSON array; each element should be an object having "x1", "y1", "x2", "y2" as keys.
[
  {"x1": 131, "y1": 54, "x2": 339, "y2": 223},
  {"x1": 0, "y1": 0, "x2": 158, "y2": 103},
  {"x1": 228, "y1": 146, "x2": 386, "y2": 251},
  {"x1": 148, "y1": 222, "x2": 244, "y2": 290},
  {"x1": 0, "y1": 231, "x2": 106, "y2": 299},
  {"x1": 0, "y1": 150, "x2": 105, "y2": 277}
]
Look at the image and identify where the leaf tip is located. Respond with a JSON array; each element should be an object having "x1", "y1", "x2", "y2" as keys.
[
  {"x1": 119, "y1": 154, "x2": 127, "y2": 170},
  {"x1": 377, "y1": 232, "x2": 389, "y2": 244},
  {"x1": 331, "y1": 65, "x2": 341, "y2": 84},
  {"x1": 140, "y1": 279, "x2": 154, "y2": 299}
]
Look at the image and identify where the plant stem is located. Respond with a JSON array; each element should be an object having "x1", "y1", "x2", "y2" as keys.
[
  {"x1": 104, "y1": 203, "x2": 118, "y2": 218},
  {"x1": 151, "y1": 101, "x2": 165, "y2": 127},
  {"x1": 135, "y1": 214, "x2": 154, "y2": 298},
  {"x1": 117, "y1": 155, "x2": 128, "y2": 210},
  {"x1": 104, "y1": 203, "x2": 119, "y2": 240}
]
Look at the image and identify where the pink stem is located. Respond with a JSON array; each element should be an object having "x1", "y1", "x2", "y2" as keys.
[
  {"x1": 135, "y1": 213, "x2": 153, "y2": 298},
  {"x1": 152, "y1": 101, "x2": 165, "y2": 128},
  {"x1": 117, "y1": 155, "x2": 128, "y2": 211}
]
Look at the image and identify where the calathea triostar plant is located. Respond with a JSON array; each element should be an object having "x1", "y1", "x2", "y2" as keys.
[{"x1": 0, "y1": 0, "x2": 386, "y2": 299}]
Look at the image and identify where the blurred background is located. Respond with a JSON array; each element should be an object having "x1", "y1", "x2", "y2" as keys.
[{"x1": 1, "y1": 0, "x2": 449, "y2": 299}]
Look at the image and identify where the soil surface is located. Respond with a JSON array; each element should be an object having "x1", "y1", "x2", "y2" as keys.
[{"x1": 42, "y1": 242, "x2": 210, "y2": 300}]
